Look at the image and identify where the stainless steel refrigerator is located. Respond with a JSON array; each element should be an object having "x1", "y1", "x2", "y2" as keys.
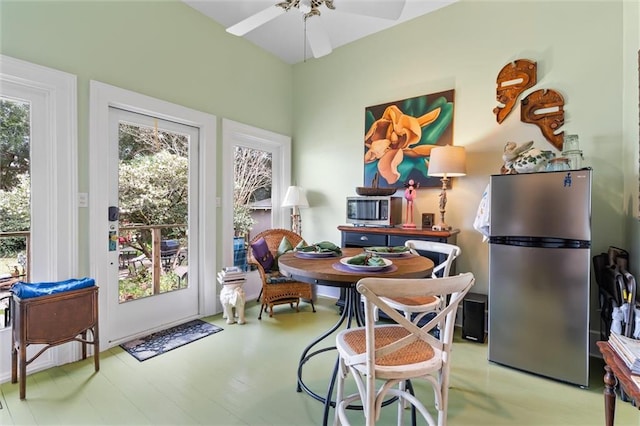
[{"x1": 488, "y1": 169, "x2": 591, "y2": 387}]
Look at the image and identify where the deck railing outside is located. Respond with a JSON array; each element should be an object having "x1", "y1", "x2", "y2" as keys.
[
  {"x1": 118, "y1": 224, "x2": 187, "y2": 301},
  {"x1": 0, "y1": 225, "x2": 187, "y2": 303},
  {"x1": 0, "y1": 231, "x2": 30, "y2": 284}
]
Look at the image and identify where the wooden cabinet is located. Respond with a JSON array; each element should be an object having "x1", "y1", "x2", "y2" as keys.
[
  {"x1": 11, "y1": 286, "x2": 99, "y2": 399},
  {"x1": 338, "y1": 225, "x2": 459, "y2": 270}
]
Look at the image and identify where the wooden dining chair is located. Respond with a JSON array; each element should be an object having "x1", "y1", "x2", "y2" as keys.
[
  {"x1": 385, "y1": 241, "x2": 461, "y2": 323},
  {"x1": 369, "y1": 240, "x2": 461, "y2": 324},
  {"x1": 334, "y1": 272, "x2": 475, "y2": 426}
]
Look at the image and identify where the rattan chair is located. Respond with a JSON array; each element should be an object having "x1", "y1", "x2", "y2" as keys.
[
  {"x1": 248, "y1": 228, "x2": 316, "y2": 320},
  {"x1": 335, "y1": 272, "x2": 474, "y2": 426}
]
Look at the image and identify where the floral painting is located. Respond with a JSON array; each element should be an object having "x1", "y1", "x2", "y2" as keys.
[{"x1": 364, "y1": 89, "x2": 455, "y2": 188}]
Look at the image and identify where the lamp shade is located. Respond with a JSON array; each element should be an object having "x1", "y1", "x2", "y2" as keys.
[
  {"x1": 428, "y1": 145, "x2": 467, "y2": 177},
  {"x1": 282, "y1": 186, "x2": 309, "y2": 208}
]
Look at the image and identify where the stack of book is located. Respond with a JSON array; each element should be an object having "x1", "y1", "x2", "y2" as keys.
[
  {"x1": 609, "y1": 332, "x2": 640, "y2": 374},
  {"x1": 217, "y1": 266, "x2": 246, "y2": 286}
]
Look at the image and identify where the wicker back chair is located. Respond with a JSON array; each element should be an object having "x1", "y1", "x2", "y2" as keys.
[{"x1": 248, "y1": 228, "x2": 316, "y2": 319}]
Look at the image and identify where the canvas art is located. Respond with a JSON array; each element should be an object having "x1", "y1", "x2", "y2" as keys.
[{"x1": 364, "y1": 89, "x2": 455, "y2": 188}]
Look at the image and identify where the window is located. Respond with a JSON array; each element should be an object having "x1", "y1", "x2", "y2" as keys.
[{"x1": 0, "y1": 54, "x2": 78, "y2": 371}]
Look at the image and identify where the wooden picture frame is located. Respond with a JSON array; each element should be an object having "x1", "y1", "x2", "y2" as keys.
[{"x1": 422, "y1": 213, "x2": 435, "y2": 228}]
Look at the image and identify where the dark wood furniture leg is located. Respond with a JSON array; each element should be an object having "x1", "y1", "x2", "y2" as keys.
[
  {"x1": 597, "y1": 341, "x2": 640, "y2": 425},
  {"x1": 603, "y1": 365, "x2": 616, "y2": 426}
]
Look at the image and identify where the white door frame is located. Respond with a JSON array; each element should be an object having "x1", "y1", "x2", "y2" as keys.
[
  {"x1": 221, "y1": 119, "x2": 291, "y2": 304},
  {"x1": 221, "y1": 119, "x2": 291, "y2": 266},
  {"x1": 89, "y1": 81, "x2": 217, "y2": 350},
  {"x1": 105, "y1": 108, "x2": 200, "y2": 345},
  {"x1": 0, "y1": 55, "x2": 77, "y2": 381}
]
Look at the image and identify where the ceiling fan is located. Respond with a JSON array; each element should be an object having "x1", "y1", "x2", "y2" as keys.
[{"x1": 226, "y1": 0, "x2": 407, "y2": 59}]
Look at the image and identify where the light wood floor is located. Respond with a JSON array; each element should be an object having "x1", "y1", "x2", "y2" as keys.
[{"x1": 1, "y1": 297, "x2": 639, "y2": 425}]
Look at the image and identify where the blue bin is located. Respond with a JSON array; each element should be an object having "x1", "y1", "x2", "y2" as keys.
[{"x1": 233, "y1": 237, "x2": 247, "y2": 272}]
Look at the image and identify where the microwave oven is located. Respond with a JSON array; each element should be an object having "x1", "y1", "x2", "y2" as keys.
[{"x1": 346, "y1": 196, "x2": 403, "y2": 227}]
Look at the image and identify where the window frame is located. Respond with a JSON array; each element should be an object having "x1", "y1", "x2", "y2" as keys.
[
  {"x1": 89, "y1": 81, "x2": 217, "y2": 348},
  {"x1": 0, "y1": 54, "x2": 78, "y2": 374},
  {"x1": 221, "y1": 119, "x2": 292, "y2": 271}
]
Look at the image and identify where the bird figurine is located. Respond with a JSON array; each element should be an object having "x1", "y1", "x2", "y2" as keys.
[{"x1": 501, "y1": 141, "x2": 555, "y2": 174}]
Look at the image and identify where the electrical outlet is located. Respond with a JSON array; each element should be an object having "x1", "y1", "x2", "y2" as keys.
[{"x1": 78, "y1": 192, "x2": 89, "y2": 208}]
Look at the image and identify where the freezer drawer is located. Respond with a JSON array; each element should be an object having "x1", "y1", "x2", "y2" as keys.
[{"x1": 488, "y1": 243, "x2": 590, "y2": 387}]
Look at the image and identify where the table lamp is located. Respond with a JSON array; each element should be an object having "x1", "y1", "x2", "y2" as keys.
[
  {"x1": 428, "y1": 145, "x2": 467, "y2": 231},
  {"x1": 282, "y1": 185, "x2": 309, "y2": 236}
]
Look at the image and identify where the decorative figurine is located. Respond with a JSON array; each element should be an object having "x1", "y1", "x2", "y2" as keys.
[
  {"x1": 403, "y1": 179, "x2": 419, "y2": 229},
  {"x1": 501, "y1": 141, "x2": 555, "y2": 174},
  {"x1": 220, "y1": 282, "x2": 246, "y2": 325}
]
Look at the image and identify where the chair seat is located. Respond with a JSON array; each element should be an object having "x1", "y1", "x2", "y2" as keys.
[
  {"x1": 385, "y1": 295, "x2": 439, "y2": 308},
  {"x1": 376, "y1": 295, "x2": 440, "y2": 325},
  {"x1": 337, "y1": 325, "x2": 442, "y2": 377},
  {"x1": 265, "y1": 272, "x2": 298, "y2": 284}
]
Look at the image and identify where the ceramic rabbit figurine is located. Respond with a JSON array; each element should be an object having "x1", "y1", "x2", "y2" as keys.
[{"x1": 501, "y1": 141, "x2": 555, "y2": 174}]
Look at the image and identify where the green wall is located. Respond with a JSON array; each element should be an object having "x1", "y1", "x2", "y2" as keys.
[
  {"x1": 0, "y1": 0, "x2": 293, "y2": 274},
  {"x1": 291, "y1": 0, "x2": 636, "y2": 297}
]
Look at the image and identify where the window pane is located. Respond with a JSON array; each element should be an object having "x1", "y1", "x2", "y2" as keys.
[
  {"x1": 233, "y1": 146, "x2": 272, "y2": 270},
  {"x1": 0, "y1": 97, "x2": 31, "y2": 326},
  {"x1": 117, "y1": 120, "x2": 189, "y2": 302}
]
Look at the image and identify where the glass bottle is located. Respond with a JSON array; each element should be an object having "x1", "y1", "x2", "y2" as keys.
[
  {"x1": 563, "y1": 150, "x2": 583, "y2": 170},
  {"x1": 562, "y1": 134, "x2": 579, "y2": 152}
]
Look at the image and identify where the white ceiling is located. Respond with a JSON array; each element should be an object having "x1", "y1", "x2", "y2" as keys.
[{"x1": 183, "y1": 0, "x2": 457, "y2": 64}]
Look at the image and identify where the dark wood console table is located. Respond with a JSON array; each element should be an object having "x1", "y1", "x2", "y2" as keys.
[{"x1": 596, "y1": 341, "x2": 640, "y2": 426}]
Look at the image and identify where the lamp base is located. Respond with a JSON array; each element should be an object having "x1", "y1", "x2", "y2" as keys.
[
  {"x1": 432, "y1": 223, "x2": 452, "y2": 231},
  {"x1": 291, "y1": 212, "x2": 302, "y2": 236}
]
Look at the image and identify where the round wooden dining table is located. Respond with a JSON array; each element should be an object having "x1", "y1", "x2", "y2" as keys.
[{"x1": 278, "y1": 247, "x2": 434, "y2": 425}]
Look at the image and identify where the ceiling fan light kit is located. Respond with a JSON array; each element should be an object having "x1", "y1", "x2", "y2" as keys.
[
  {"x1": 278, "y1": 0, "x2": 335, "y2": 18},
  {"x1": 225, "y1": 0, "x2": 407, "y2": 59}
]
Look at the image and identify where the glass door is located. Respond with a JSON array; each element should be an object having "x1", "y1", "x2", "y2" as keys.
[{"x1": 106, "y1": 108, "x2": 199, "y2": 343}]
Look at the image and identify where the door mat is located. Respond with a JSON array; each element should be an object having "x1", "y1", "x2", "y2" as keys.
[{"x1": 120, "y1": 319, "x2": 223, "y2": 362}]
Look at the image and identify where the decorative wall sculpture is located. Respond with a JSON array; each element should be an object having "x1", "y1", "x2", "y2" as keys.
[
  {"x1": 493, "y1": 59, "x2": 537, "y2": 124},
  {"x1": 520, "y1": 89, "x2": 565, "y2": 150},
  {"x1": 493, "y1": 58, "x2": 566, "y2": 150}
]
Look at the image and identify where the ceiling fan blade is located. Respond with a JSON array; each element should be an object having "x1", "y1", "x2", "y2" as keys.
[
  {"x1": 226, "y1": 5, "x2": 285, "y2": 36},
  {"x1": 336, "y1": 0, "x2": 407, "y2": 20},
  {"x1": 305, "y1": 17, "x2": 332, "y2": 58}
]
